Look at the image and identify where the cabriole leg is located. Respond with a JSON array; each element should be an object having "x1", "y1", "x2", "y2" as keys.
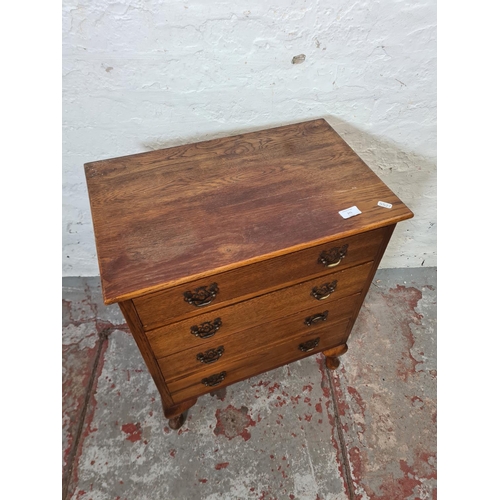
[
  {"x1": 162, "y1": 397, "x2": 198, "y2": 430},
  {"x1": 323, "y1": 343, "x2": 348, "y2": 371}
]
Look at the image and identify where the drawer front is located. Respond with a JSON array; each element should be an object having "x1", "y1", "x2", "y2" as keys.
[
  {"x1": 157, "y1": 292, "x2": 360, "y2": 380},
  {"x1": 167, "y1": 318, "x2": 351, "y2": 403},
  {"x1": 147, "y1": 261, "x2": 372, "y2": 357},
  {"x1": 133, "y1": 227, "x2": 387, "y2": 330}
]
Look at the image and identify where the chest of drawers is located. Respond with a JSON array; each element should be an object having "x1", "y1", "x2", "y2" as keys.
[{"x1": 84, "y1": 119, "x2": 413, "y2": 430}]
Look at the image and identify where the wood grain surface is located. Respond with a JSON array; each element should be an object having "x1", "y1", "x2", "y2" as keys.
[
  {"x1": 133, "y1": 226, "x2": 387, "y2": 329},
  {"x1": 118, "y1": 300, "x2": 174, "y2": 409},
  {"x1": 84, "y1": 119, "x2": 413, "y2": 304}
]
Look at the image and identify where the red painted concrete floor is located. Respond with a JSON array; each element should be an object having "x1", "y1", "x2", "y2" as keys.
[{"x1": 62, "y1": 268, "x2": 436, "y2": 500}]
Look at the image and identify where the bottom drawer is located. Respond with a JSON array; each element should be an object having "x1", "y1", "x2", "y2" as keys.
[{"x1": 168, "y1": 318, "x2": 351, "y2": 403}]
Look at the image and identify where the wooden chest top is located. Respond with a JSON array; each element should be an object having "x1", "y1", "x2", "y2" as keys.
[{"x1": 84, "y1": 118, "x2": 413, "y2": 304}]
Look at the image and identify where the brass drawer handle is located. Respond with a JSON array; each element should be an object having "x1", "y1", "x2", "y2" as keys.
[
  {"x1": 304, "y1": 311, "x2": 329, "y2": 326},
  {"x1": 299, "y1": 337, "x2": 320, "y2": 352},
  {"x1": 318, "y1": 244, "x2": 348, "y2": 268},
  {"x1": 202, "y1": 371, "x2": 227, "y2": 387},
  {"x1": 183, "y1": 283, "x2": 219, "y2": 307},
  {"x1": 197, "y1": 346, "x2": 225, "y2": 364},
  {"x1": 311, "y1": 280, "x2": 337, "y2": 300},
  {"x1": 190, "y1": 317, "x2": 222, "y2": 339}
]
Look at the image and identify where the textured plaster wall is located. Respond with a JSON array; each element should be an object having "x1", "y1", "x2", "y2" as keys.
[{"x1": 62, "y1": 0, "x2": 436, "y2": 276}]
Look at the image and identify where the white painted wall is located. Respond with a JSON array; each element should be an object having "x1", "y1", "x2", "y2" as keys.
[{"x1": 63, "y1": 0, "x2": 436, "y2": 275}]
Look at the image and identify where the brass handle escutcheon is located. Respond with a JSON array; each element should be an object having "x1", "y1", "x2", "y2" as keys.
[
  {"x1": 184, "y1": 282, "x2": 219, "y2": 307},
  {"x1": 202, "y1": 371, "x2": 227, "y2": 387},
  {"x1": 318, "y1": 244, "x2": 348, "y2": 268},
  {"x1": 311, "y1": 280, "x2": 337, "y2": 300},
  {"x1": 299, "y1": 337, "x2": 320, "y2": 352},
  {"x1": 196, "y1": 346, "x2": 225, "y2": 364},
  {"x1": 190, "y1": 317, "x2": 222, "y2": 339},
  {"x1": 304, "y1": 311, "x2": 329, "y2": 326}
]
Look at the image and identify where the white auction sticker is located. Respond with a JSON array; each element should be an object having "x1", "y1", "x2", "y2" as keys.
[
  {"x1": 339, "y1": 206, "x2": 362, "y2": 219},
  {"x1": 377, "y1": 201, "x2": 392, "y2": 209}
]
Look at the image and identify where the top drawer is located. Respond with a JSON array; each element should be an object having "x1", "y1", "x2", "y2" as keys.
[{"x1": 133, "y1": 226, "x2": 388, "y2": 330}]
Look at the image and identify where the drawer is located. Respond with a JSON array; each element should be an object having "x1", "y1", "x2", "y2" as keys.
[
  {"x1": 133, "y1": 227, "x2": 387, "y2": 330},
  {"x1": 147, "y1": 261, "x2": 372, "y2": 357},
  {"x1": 167, "y1": 318, "x2": 351, "y2": 403},
  {"x1": 157, "y1": 293, "x2": 360, "y2": 380}
]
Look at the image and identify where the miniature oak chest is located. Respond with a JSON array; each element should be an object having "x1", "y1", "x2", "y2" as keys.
[{"x1": 84, "y1": 119, "x2": 413, "y2": 429}]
